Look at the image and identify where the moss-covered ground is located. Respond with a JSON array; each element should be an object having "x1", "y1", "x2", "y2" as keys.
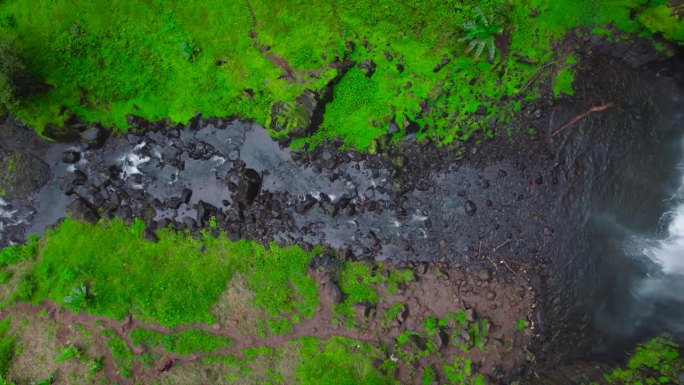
[{"x1": 0, "y1": 0, "x2": 681, "y2": 149}]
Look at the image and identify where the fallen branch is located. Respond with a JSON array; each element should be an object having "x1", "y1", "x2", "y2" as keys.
[
  {"x1": 550, "y1": 102, "x2": 615, "y2": 138},
  {"x1": 485, "y1": 255, "x2": 499, "y2": 270},
  {"x1": 493, "y1": 238, "x2": 510, "y2": 252}
]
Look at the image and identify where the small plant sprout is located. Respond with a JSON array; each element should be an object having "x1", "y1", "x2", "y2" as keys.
[
  {"x1": 63, "y1": 284, "x2": 93, "y2": 310},
  {"x1": 459, "y1": 6, "x2": 503, "y2": 61},
  {"x1": 515, "y1": 318, "x2": 527, "y2": 331}
]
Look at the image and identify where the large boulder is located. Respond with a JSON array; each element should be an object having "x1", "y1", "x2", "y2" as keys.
[
  {"x1": 233, "y1": 168, "x2": 261, "y2": 208},
  {"x1": 66, "y1": 197, "x2": 99, "y2": 223},
  {"x1": 269, "y1": 89, "x2": 322, "y2": 139},
  {"x1": 42, "y1": 123, "x2": 81, "y2": 142},
  {"x1": 0, "y1": 151, "x2": 50, "y2": 199},
  {"x1": 80, "y1": 124, "x2": 110, "y2": 149}
]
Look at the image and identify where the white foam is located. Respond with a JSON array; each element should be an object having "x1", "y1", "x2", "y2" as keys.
[
  {"x1": 412, "y1": 211, "x2": 428, "y2": 222},
  {"x1": 644, "y1": 205, "x2": 684, "y2": 276},
  {"x1": 120, "y1": 152, "x2": 150, "y2": 179}
]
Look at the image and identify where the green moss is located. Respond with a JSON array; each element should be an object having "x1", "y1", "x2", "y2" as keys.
[
  {"x1": 0, "y1": 235, "x2": 38, "y2": 269},
  {"x1": 601, "y1": 336, "x2": 683, "y2": 384},
  {"x1": 130, "y1": 328, "x2": 232, "y2": 355},
  {"x1": 295, "y1": 336, "x2": 394, "y2": 385},
  {"x1": 443, "y1": 356, "x2": 486, "y2": 385},
  {"x1": 637, "y1": 4, "x2": 684, "y2": 44},
  {"x1": 0, "y1": 0, "x2": 679, "y2": 149},
  {"x1": 553, "y1": 54, "x2": 578, "y2": 98},
  {"x1": 54, "y1": 346, "x2": 81, "y2": 363},
  {"x1": 12, "y1": 218, "x2": 318, "y2": 328}
]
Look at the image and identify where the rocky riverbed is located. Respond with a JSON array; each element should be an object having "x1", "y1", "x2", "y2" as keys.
[{"x1": 1, "y1": 44, "x2": 683, "y2": 381}]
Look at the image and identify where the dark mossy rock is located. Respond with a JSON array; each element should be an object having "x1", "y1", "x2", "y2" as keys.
[
  {"x1": 65, "y1": 197, "x2": 99, "y2": 223},
  {"x1": 233, "y1": 168, "x2": 261, "y2": 208},
  {"x1": 0, "y1": 151, "x2": 50, "y2": 199},
  {"x1": 269, "y1": 89, "x2": 321, "y2": 139},
  {"x1": 80, "y1": 124, "x2": 110, "y2": 149},
  {"x1": 42, "y1": 123, "x2": 81, "y2": 142}
]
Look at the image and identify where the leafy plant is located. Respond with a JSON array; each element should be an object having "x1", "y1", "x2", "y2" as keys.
[
  {"x1": 88, "y1": 357, "x2": 103, "y2": 374},
  {"x1": 458, "y1": 7, "x2": 503, "y2": 61},
  {"x1": 514, "y1": 318, "x2": 527, "y2": 331},
  {"x1": 180, "y1": 41, "x2": 201, "y2": 62},
  {"x1": 443, "y1": 356, "x2": 487, "y2": 385},
  {"x1": 55, "y1": 346, "x2": 81, "y2": 362},
  {"x1": 63, "y1": 284, "x2": 92, "y2": 310}
]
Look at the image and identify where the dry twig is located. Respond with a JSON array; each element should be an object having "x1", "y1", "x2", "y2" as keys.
[{"x1": 550, "y1": 102, "x2": 616, "y2": 138}]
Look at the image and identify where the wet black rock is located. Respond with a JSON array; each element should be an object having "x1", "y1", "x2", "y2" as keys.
[
  {"x1": 0, "y1": 151, "x2": 50, "y2": 199},
  {"x1": 196, "y1": 200, "x2": 217, "y2": 226},
  {"x1": 80, "y1": 125, "x2": 110, "y2": 149},
  {"x1": 234, "y1": 168, "x2": 261, "y2": 208},
  {"x1": 66, "y1": 198, "x2": 99, "y2": 223},
  {"x1": 181, "y1": 188, "x2": 193, "y2": 204},
  {"x1": 144, "y1": 228, "x2": 159, "y2": 243},
  {"x1": 71, "y1": 169, "x2": 88, "y2": 186},
  {"x1": 187, "y1": 141, "x2": 215, "y2": 160},
  {"x1": 117, "y1": 205, "x2": 133, "y2": 224},
  {"x1": 433, "y1": 329, "x2": 449, "y2": 351},
  {"x1": 166, "y1": 197, "x2": 183, "y2": 210},
  {"x1": 42, "y1": 123, "x2": 81, "y2": 142},
  {"x1": 465, "y1": 200, "x2": 477, "y2": 216},
  {"x1": 295, "y1": 194, "x2": 318, "y2": 214},
  {"x1": 61, "y1": 151, "x2": 81, "y2": 164},
  {"x1": 188, "y1": 112, "x2": 202, "y2": 131}
]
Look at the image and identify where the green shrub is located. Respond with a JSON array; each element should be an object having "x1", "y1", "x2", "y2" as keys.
[
  {"x1": 0, "y1": 319, "x2": 16, "y2": 378},
  {"x1": 603, "y1": 336, "x2": 683, "y2": 384}
]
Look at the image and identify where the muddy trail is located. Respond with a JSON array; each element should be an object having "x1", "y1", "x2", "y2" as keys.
[
  {"x1": 0, "y1": 260, "x2": 534, "y2": 385},
  {"x1": 1, "y1": 43, "x2": 683, "y2": 378}
]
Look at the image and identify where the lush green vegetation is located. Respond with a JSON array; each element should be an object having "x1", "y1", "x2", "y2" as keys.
[
  {"x1": 6, "y1": 218, "x2": 318, "y2": 330},
  {"x1": 0, "y1": 0, "x2": 680, "y2": 149},
  {"x1": 334, "y1": 261, "x2": 414, "y2": 322},
  {"x1": 0, "y1": 320, "x2": 16, "y2": 379},
  {"x1": 598, "y1": 336, "x2": 683, "y2": 385},
  {"x1": 0, "y1": 37, "x2": 22, "y2": 116},
  {"x1": 130, "y1": 328, "x2": 233, "y2": 355}
]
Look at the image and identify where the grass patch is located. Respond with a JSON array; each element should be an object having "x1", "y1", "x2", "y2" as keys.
[
  {"x1": 0, "y1": 319, "x2": 16, "y2": 378},
  {"x1": 334, "y1": 261, "x2": 415, "y2": 322},
  {"x1": 102, "y1": 330, "x2": 133, "y2": 378},
  {"x1": 130, "y1": 328, "x2": 233, "y2": 356},
  {"x1": 295, "y1": 336, "x2": 395, "y2": 385},
  {"x1": 11, "y1": 217, "x2": 318, "y2": 330}
]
